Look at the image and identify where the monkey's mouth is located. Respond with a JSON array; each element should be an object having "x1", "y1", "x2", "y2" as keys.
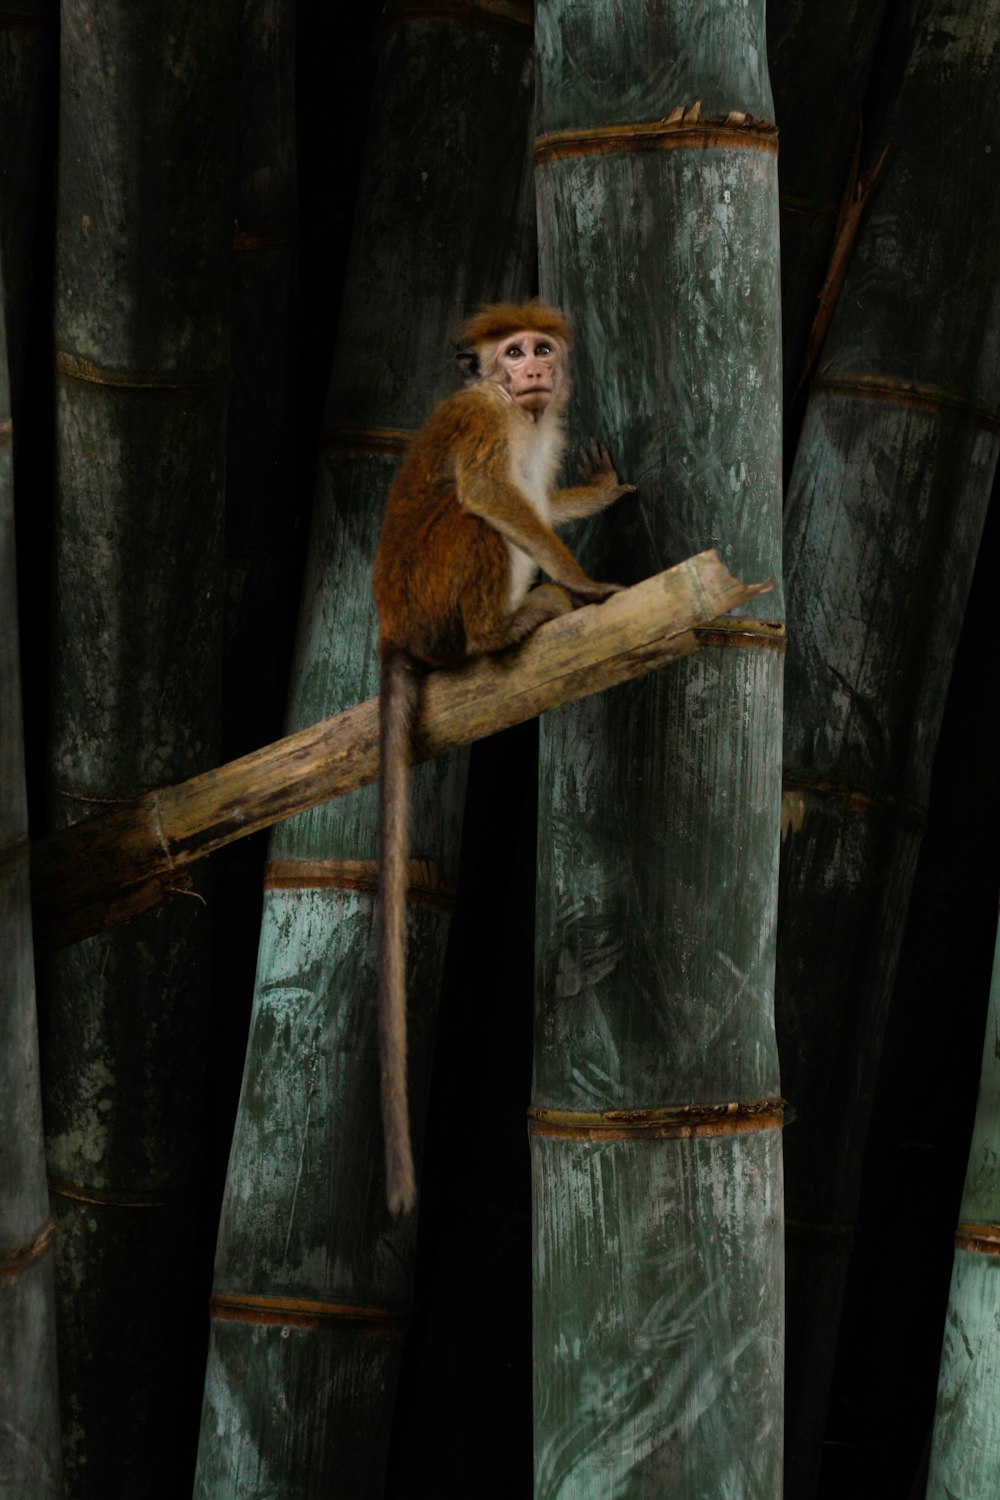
[{"x1": 514, "y1": 387, "x2": 552, "y2": 405}]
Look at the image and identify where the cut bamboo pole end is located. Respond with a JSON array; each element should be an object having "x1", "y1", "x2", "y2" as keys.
[{"x1": 31, "y1": 549, "x2": 772, "y2": 948}]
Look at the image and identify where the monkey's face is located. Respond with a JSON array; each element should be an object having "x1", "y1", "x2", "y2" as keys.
[{"x1": 490, "y1": 330, "x2": 566, "y2": 415}]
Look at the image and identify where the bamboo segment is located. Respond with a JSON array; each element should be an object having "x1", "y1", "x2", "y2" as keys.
[
  {"x1": 926, "y1": 1256, "x2": 1000, "y2": 1489},
  {"x1": 0, "y1": 248, "x2": 62, "y2": 1497},
  {"x1": 533, "y1": 4, "x2": 785, "y2": 1493},
  {"x1": 926, "y1": 920, "x2": 1000, "y2": 1495},
  {"x1": 194, "y1": 8, "x2": 537, "y2": 1492},
  {"x1": 43, "y1": 4, "x2": 235, "y2": 1493},
  {"x1": 776, "y1": 5, "x2": 1000, "y2": 1493},
  {"x1": 31, "y1": 552, "x2": 766, "y2": 947},
  {"x1": 766, "y1": 0, "x2": 890, "y2": 404}
]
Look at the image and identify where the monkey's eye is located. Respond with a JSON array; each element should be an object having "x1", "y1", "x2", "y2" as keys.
[
  {"x1": 534, "y1": 342, "x2": 553, "y2": 356},
  {"x1": 504, "y1": 342, "x2": 525, "y2": 359}
]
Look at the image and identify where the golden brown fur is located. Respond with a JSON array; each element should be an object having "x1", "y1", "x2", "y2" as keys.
[
  {"x1": 456, "y1": 299, "x2": 573, "y2": 360},
  {"x1": 372, "y1": 303, "x2": 633, "y2": 1214}
]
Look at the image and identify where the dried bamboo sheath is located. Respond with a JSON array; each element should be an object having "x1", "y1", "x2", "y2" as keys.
[{"x1": 532, "y1": 4, "x2": 785, "y2": 1492}]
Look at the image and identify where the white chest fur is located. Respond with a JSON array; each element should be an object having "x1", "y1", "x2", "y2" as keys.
[{"x1": 505, "y1": 412, "x2": 564, "y2": 611}]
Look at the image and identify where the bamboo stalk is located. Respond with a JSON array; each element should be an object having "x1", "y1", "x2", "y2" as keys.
[
  {"x1": 925, "y1": 916, "x2": 1000, "y2": 1494},
  {"x1": 532, "y1": 3, "x2": 785, "y2": 1493},
  {"x1": 193, "y1": 7, "x2": 540, "y2": 1491},
  {"x1": 776, "y1": 3, "x2": 1000, "y2": 1492},
  {"x1": 32, "y1": 552, "x2": 766, "y2": 936},
  {"x1": 43, "y1": 4, "x2": 236, "y2": 1493},
  {"x1": 0, "y1": 241, "x2": 63, "y2": 1498},
  {"x1": 0, "y1": 11, "x2": 61, "y2": 1488}
]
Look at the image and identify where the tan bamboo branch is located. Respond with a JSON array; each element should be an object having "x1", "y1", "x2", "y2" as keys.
[{"x1": 30, "y1": 549, "x2": 774, "y2": 948}]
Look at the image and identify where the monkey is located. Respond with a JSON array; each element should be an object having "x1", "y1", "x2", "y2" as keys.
[{"x1": 372, "y1": 299, "x2": 635, "y2": 1214}]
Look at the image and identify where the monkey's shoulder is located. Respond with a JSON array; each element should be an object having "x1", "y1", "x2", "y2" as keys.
[{"x1": 406, "y1": 383, "x2": 514, "y2": 468}]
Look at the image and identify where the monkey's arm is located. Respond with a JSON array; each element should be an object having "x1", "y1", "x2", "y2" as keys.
[
  {"x1": 550, "y1": 440, "x2": 636, "y2": 523},
  {"x1": 457, "y1": 460, "x2": 617, "y2": 601}
]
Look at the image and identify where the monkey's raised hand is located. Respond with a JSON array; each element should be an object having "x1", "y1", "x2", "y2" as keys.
[
  {"x1": 550, "y1": 440, "x2": 636, "y2": 525},
  {"x1": 578, "y1": 439, "x2": 637, "y2": 500}
]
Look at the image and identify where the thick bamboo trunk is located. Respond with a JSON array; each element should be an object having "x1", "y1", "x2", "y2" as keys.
[
  {"x1": 776, "y1": 4, "x2": 1000, "y2": 1493},
  {"x1": 194, "y1": 5, "x2": 537, "y2": 1491},
  {"x1": 42, "y1": 4, "x2": 235, "y2": 1493},
  {"x1": 0, "y1": 246, "x2": 63, "y2": 1499},
  {"x1": 532, "y1": 4, "x2": 785, "y2": 1493},
  {"x1": 925, "y1": 917, "x2": 1000, "y2": 1495},
  {"x1": 816, "y1": 492, "x2": 1000, "y2": 1492}
]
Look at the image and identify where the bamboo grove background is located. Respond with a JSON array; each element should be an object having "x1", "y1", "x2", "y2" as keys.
[{"x1": 1, "y1": 1, "x2": 998, "y2": 1497}]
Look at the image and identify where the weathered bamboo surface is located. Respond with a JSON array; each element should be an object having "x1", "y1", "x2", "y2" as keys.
[
  {"x1": 776, "y1": 3, "x2": 1000, "y2": 1493},
  {"x1": 532, "y1": 1, "x2": 785, "y2": 1492},
  {"x1": 44, "y1": 3, "x2": 235, "y2": 1493},
  {"x1": 31, "y1": 551, "x2": 767, "y2": 949},
  {"x1": 193, "y1": 11, "x2": 537, "y2": 1492},
  {"x1": 0, "y1": 238, "x2": 63, "y2": 1497},
  {"x1": 926, "y1": 917, "x2": 1000, "y2": 1494}
]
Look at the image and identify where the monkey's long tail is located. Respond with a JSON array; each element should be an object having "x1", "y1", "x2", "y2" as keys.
[{"x1": 378, "y1": 649, "x2": 420, "y2": 1215}]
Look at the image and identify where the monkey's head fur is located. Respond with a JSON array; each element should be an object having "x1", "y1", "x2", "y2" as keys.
[{"x1": 455, "y1": 299, "x2": 573, "y2": 387}]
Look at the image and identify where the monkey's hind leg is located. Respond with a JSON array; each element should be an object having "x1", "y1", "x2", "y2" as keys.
[{"x1": 466, "y1": 583, "x2": 573, "y2": 656}]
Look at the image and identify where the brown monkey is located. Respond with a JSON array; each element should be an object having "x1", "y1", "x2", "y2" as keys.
[{"x1": 372, "y1": 300, "x2": 634, "y2": 1213}]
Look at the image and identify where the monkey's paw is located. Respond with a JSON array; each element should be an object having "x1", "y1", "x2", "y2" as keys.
[
  {"x1": 572, "y1": 578, "x2": 625, "y2": 605},
  {"x1": 578, "y1": 439, "x2": 637, "y2": 502}
]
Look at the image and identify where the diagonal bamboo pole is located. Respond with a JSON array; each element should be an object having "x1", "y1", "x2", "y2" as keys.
[{"x1": 31, "y1": 552, "x2": 768, "y2": 949}]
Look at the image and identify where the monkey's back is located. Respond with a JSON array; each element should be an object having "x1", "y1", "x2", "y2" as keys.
[{"x1": 373, "y1": 385, "x2": 513, "y2": 667}]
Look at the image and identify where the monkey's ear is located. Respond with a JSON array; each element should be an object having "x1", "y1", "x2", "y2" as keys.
[{"x1": 456, "y1": 346, "x2": 480, "y2": 386}]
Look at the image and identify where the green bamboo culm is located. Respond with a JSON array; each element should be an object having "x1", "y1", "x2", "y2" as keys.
[
  {"x1": 925, "y1": 916, "x2": 1000, "y2": 1495},
  {"x1": 194, "y1": 5, "x2": 536, "y2": 1492},
  {"x1": 43, "y1": 4, "x2": 235, "y2": 1493},
  {"x1": 0, "y1": 247, "x2": 63, "y2": 1498},
  {"x1": 776, "y1": 4, "x2": 1000, "y2": 1494},
  {"x1": 531, "y1": 4, "x2": 785, "y2": 1493}
]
